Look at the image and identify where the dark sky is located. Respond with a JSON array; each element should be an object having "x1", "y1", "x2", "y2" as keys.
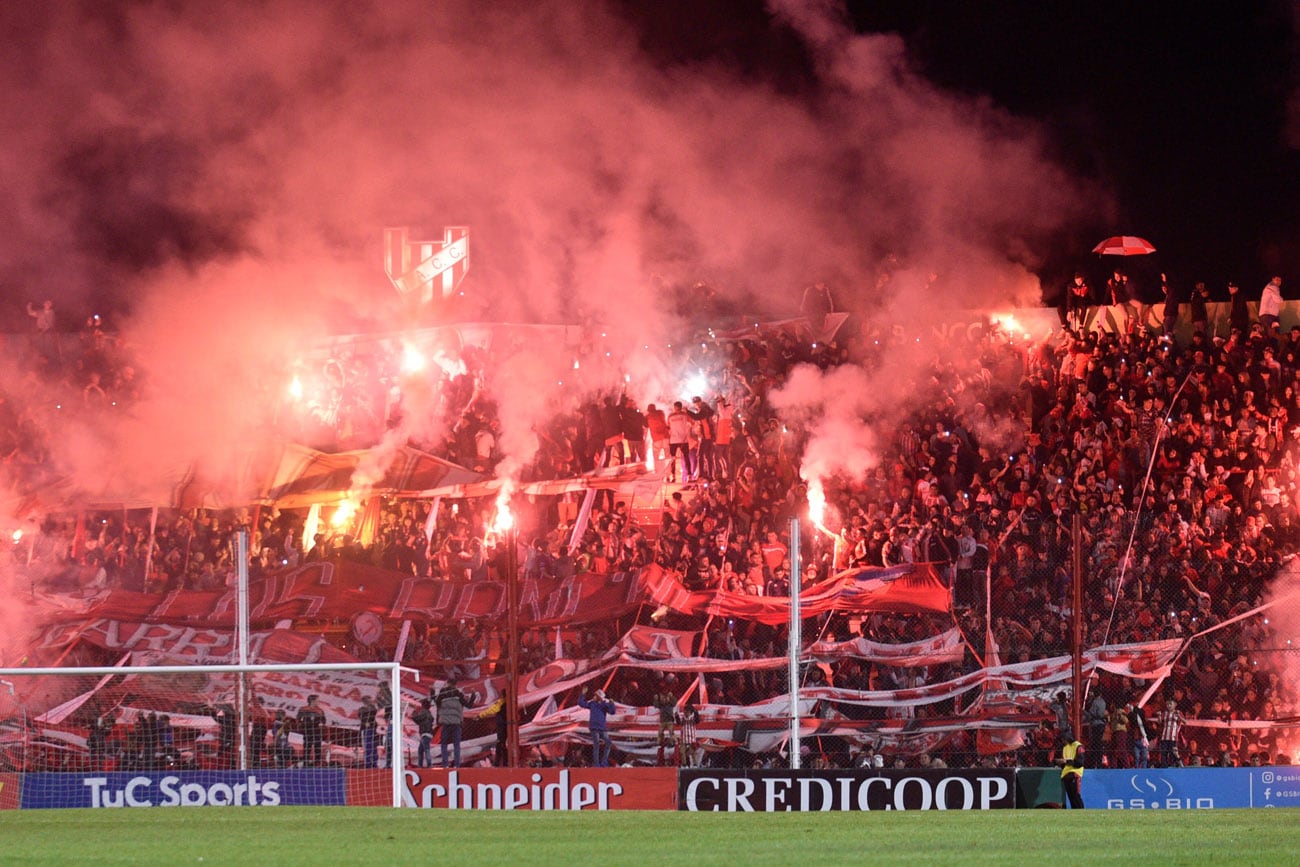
[
  {"x1": 619, "y1": 0, "x2": 1300, "y2": 296},
  {"x1": 2, "y1": 0, "x2": 1296, "y2": 330}
]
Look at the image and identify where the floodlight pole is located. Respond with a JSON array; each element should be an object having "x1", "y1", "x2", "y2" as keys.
[
  {"x1": 236, "y1": 529, "x2": 249, "y2": 771},
  {"x1": 788, "y1": 518, "x2": 802, "y2": 770}
]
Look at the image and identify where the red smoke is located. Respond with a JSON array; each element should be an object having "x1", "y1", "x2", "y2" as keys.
[{"x1": 0, "y1": 1, "x2": 1107, "y2": 655}]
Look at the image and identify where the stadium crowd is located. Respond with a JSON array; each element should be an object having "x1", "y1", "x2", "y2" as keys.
[{"x1": 4, "y1": 275, "x2": 1299, "y2": 770}]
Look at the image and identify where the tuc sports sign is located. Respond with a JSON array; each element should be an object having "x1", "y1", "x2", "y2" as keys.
[
  {"x1": 20, "y1": 770, "x2": 345, "y2": 809},
  {"x1": 680, "y1": 769, "x2": 1015, "y2": 812}
]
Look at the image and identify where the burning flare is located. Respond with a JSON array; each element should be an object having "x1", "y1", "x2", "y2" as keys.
[
  {"x1": 331, "y1": 498, "x2": 357, "y2": 528},
  {"x1": 491, "y1": 484, "x2": 515, "y2": 534},
  {"x1": 684, "y1": 370, "x2": 709, "y2": 398},
  {"x1": 989, "y1": 312, "x2": 1021, "y2": 335},
  {"x1": 400, "y1": 343, "x2": 426, "y2": 375},
  {"x1": 807, "y1": 477, "x2": 827, "y2": 530}
]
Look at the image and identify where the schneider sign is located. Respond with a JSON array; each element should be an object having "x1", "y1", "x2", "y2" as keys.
[
  {"x1": 679, "y1": 770, "x2": 1015, "y2": 811},
  {"x1": 401, "y1": 768, "x2": 678, "y2": 810}
]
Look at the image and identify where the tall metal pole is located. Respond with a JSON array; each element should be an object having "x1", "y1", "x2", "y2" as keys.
[
  {"x1": 984, "y1": 539, "x2": 994, "y2": 662},
  {"x1": 506, "y1": 526, "x2": 521, "y2": 767},
  {"x1": 788, "y1": 518, "x2": 802, "y2": 770},
  {"x1": 1070, "y1": 513, "x2": 1083, "y2": 740},
  {"x1": 236, "y1": 529, "x2": 249, "y2": 770},
  {"x1": 389, "y1": 662, "x2": 404, "y2": 808}
]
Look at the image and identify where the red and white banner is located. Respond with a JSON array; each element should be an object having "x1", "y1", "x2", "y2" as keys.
[
  {"x1": 802, "y1": 639, "x2": 1183, "y2": 708},
  {"x1": 807, "y1": 628, "x2": 965, "y2": 667},
  {"x1": 51, "y1": 560, "x2": 951, "y2": 636},
  {"x1": 8, "y1": 635, "x2": 1185, "y2": 768},
  {"x1": 39, "y1": 622, "x2": 358, "y2": 666},
  {"x1": 641, "y1": 562, "x2": 952, "y2": 625},
  {"x1": 35, "y1": 617, "x2": 1180, "y2": 721},
  {"x1": 612, "y1": 624, "x2": 964, "y2": 670},
  {"x1": 49, "y1": 561, "x2": 644, "y2": 629}
]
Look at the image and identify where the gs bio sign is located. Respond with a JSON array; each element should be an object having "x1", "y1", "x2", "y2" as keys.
[
  {"x1": 680, "y1": 769, "x2": 1015, "y2": 811},
  {"x1": 1083, "y1": 767, "x2": 1300, "y2": 810}
]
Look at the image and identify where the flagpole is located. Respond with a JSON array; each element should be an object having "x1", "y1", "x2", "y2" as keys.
[
  {"x1": 1070, "y1": 513, "x2": 1083, "y2": 740},
  {"x1": 506, "y1": 524, "x2": 520, "y2": 767},
  {"x1": 788, "y1": 518, "x2": 801, "y2": 770},
  {"x1": 984, "y1": 542, "x2": 993, "y2": 662}
]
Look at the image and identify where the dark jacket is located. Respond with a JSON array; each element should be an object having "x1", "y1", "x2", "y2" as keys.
[
  {"x1": 578, "y1": 694, "x2": 616, "y2": 731},
  {"x1": 1189, "y1": 287, "x2": 1209, "y2": 324}
]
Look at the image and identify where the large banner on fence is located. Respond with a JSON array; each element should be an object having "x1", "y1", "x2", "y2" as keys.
[
  {"x1": 48, "y1": 560, "x2": 954, "y2": 635},
  {"x1": 679, "y1": 769, "x2": 1015, "y2": 811},
  {"x1": 643, "y1": 563, "x2": 952, "y2": 624},
  {"x1": 43, "y1": 561, "x2": 644, "y2": 630},
  {"x1": 36, "y1": 623, "x2": 363, "y2": 666},
  {"x1": 20, "y1": 770, "x2": 346, "y2": 809},
  {"x1": 398, "y1": 767, "x2": 677, "y2": 810},
  {"x1": 1082, "y1": 767, "x2": 1300, "y2": 810}
]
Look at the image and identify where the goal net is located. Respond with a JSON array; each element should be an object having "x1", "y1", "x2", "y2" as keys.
[{"x1": 0, "y1": 662, "x2": 406, "y2": 808}]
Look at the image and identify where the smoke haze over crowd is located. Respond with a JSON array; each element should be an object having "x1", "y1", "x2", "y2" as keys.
[
  {"x1": 0, "y1": 0, "x2": 1107, "y2": 515},
  {"x1": 7, "y1": 2, "x2": 1300, "y2": 769}
]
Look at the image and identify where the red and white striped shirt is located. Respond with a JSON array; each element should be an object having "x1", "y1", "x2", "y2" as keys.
[{"x1": 1157, "y1": 707, "x2": 1185, "y2": 742}]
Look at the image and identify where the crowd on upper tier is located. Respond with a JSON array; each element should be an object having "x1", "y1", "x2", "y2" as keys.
[{"x1": 5, "y1": 273, "x2": 1299, "y2": 767}]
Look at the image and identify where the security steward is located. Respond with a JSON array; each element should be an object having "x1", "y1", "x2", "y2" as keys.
[{"x1": 1058, "y1": 730, "x2": 1085, "y2": 809}]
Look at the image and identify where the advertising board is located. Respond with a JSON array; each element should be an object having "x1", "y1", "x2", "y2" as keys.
[
  {"x1": 679, "y1": 769, "x2": 1016, "y2": 811},
  {"x1": 400, "y1": 767, "x2": 677, "y2": 810},
  {"x1": 1082, "y1": 767, "x2": 1300, "y2": 810},
  {"x1": 19, "y1": 770, "x2": 346, "y2": 809}
]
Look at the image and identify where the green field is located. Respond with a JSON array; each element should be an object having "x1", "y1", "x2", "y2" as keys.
[{"x1": 2, "y1": 808, "x2": 1298, "y2": 865}]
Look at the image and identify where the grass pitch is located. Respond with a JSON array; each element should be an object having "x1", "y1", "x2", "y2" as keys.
[{"x1": 1, "y1": 807, "x2": 1297, "y2": 865}]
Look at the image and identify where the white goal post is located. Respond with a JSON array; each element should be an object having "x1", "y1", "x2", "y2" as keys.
[{"x1": 0, "y1": 661, "x2": 407, "y2": 808}]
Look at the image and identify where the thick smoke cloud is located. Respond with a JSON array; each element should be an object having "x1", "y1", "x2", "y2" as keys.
[
  {"x1": 0, "y1": 0, "x2": 1104, "y2": 511},
  {"x1": 770, "y1": 363, "x2": 883, "y2": 486}
]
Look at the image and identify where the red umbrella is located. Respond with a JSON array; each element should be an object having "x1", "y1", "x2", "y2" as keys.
[{"x1": 1092, "y1": 235, "x2": 1156, "y2": 256}]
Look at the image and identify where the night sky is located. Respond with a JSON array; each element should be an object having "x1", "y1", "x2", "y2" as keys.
[{"x1": 620, "y1": 0, "x2": 1300, "y2": 298}]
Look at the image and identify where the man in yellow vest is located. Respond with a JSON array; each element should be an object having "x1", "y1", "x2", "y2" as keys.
[{"x1": 1059, "y1": 730, "x2": 1085, "y2": 809}]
